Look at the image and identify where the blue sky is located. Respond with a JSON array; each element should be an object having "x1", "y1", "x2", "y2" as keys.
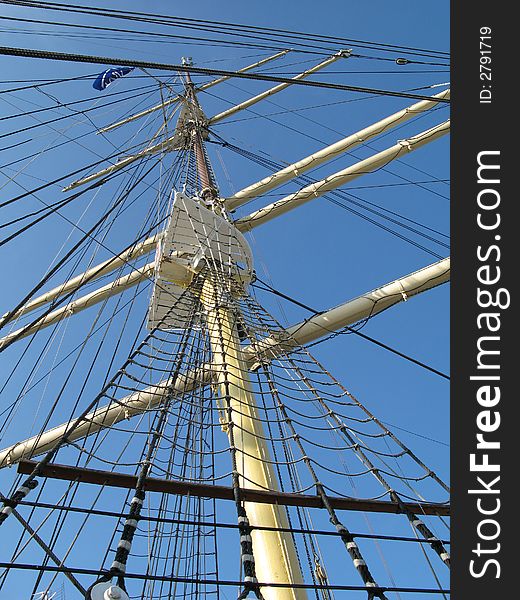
[{"x1": 0, "y1": 1, "x2": 450, "y2": 597}]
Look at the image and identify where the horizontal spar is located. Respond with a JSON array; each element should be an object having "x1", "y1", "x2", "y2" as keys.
[
  {"x1": 63, "y1": 138, "x2": 172, "y2": 191},
  {"x1": 0, "y1": 257, "x2": 449, "y2": 468},
  {"x1": 98, "y1": 49, "x2": 291, "y2": 134},
  {"x1": 225, "y1": 88, "x2": 450, "y2": 211},
  {"x1": 0, "y1": 234, "x2": 160, "y2": 327},
  {"x1": 17, "y1": 460, "x2": 450, "y2": 516},
  {"x1": 0, "y1": 46, "x2": 451, "y2": 103},
  {"x1": 0, "y1": 263, "x2": 155, "y2": 351},
  {"x1": 247, "y1": 256, "x2": 451, "y2": 360},
  {"x1": 0, "y1": 370, "x2": 212, "y2": 468},
  {"x1": 235, "y1": 120, "x2": 450, "y2": 231},
  {"x1": 208, "y1": 50, "x2": 349, "y2": 125}
]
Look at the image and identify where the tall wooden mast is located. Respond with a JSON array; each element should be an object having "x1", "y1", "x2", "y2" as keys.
[{"x1": 181, "y1": 59, "x2": 308, "y2": 600}]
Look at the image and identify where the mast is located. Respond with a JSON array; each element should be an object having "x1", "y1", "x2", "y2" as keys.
[
  {"x1": 182, "y1": 59, "x2": 308, "y2": 599},
  {"x1": 0, "y1": 32, "x2": 451, "y2": 598}
]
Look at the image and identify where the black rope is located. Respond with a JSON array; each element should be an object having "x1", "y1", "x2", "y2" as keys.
[
  {"x1": 204, "y1": 269, "x2": 265, "y2": 600},
  {"x1": 107, "y1": 302, "x2": 200, "y2": 589},
  {"x1": 0, "y1": 46, "x2": 451, "y2": 104},
  {"x1": 0, "y1": 561, "x2": 452, "y2": 593},
  {"x1": 262, "y1": 363, "x2": 388, "y2": 600},
  {"x1": 4, "y1": 498, "x2": 450, "y2": 543},
  {"x1": 0, "y1": 0, "x2": 450, "y2": 62},
  {"x1": 252, "y1": 276, "x2": 450, "y2": 380}
]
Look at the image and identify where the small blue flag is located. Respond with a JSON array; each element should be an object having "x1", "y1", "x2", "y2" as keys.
[{"x1": 93, "y1": 66, "x2": 134, "y2": 91}]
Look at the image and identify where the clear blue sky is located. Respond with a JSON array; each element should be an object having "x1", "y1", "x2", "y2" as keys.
[{"x1": 0, "y1": 1, "x2": 449, "y2": 598}]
